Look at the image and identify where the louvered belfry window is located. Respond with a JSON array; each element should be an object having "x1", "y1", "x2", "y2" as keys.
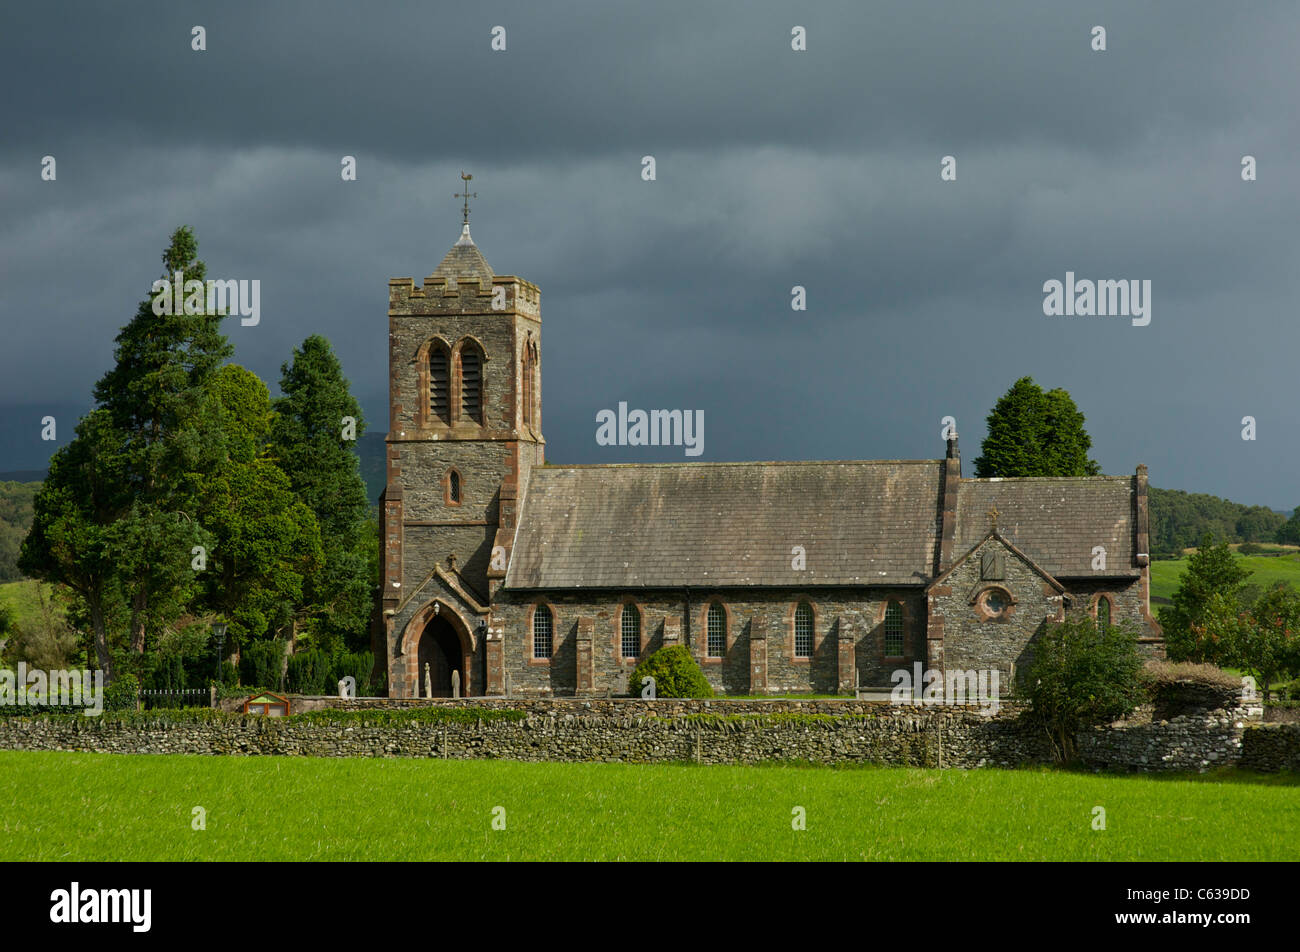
[
  {"x1": 460, "y1": 347, "x2": 482, "y2": 423},
  {"x1": 521, "y1": 354, "x2": 530, "y2": 427},
  {"x1": 428, "y1": 345, "x2": 450, "y2": 423}
]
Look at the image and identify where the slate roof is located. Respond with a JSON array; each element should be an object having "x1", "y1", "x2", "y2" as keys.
[
  {"x1": 431, "y1": 225, "x2": 494, "y2": 285},
  {"x1": 955, "y1": 477, "x2": 1138, "y2": 577},
  {"x1": 504, "y1": 460, "x2": 944, "y2": 590}
]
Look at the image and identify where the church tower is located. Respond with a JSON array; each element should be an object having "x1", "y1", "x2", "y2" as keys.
[{"x1": 377, "y1": 185, "x2": 543, "y2": 698}]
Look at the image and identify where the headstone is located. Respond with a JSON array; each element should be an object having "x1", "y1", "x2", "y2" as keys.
[{"x1": 451, "y1": 669, "x2": 461, "y2": 699}]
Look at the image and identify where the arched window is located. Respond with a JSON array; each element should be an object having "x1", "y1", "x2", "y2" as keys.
[
  {"x1": 1097, "y1": 595, "x2": 1111, "y2": 631},
  {"x1": 794, "y1": 602, "x2": 814, "y2": 658},
  {"x1": 883, "y1": 602, "x2": 904, "y2": 656},
  {"x1": 532, "y1": 605, "x2": 553, "y2": 659},
  {"x1": 521, "y1": 352, "x2": 530, "y2": 427},
  {"x1": 428, "y1": 342, "x2": 450, "y2": 424},
  {"x1": 706, "y1": 603, "x2": 727, "y2": 657},
  {"x1": 459, "y1": 344, "x2": 483, "y2": 423},
  {"x1": 529, "y1": 342, "x2": 538, "y2": 426},
  {"x1": 448, "y1": 469, "x2": 461, "y2": 505},
  {"x1": 521, "y1": 341, "x2": 538, "y2": 429},
  {"x1": 621, "y1": 604, "x2": 641, "y2": 658}
]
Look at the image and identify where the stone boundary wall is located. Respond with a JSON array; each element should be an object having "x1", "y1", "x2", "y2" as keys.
[
  {"x1": 0, "y1": 698, "x2": 1287, "y2": 772},
  {"x1": 1239, "y1": 724, "x2": 1300, "y2": 772}
]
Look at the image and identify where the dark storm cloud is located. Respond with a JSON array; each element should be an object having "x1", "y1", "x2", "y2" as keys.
[{"x1": 1, "y1": 1, "x2": 1298, "y2": 508}]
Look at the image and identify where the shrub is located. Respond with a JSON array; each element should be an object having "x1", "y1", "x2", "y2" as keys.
[
  {"x1": 285, "y1": 648, "x2": 333, "y2": 695},
  {"x1": 145, "y1": 654, "x2": 188, "y2": 693},
  {"x1": 103, "y1": 672, "x2": 140, "y2": 712},
  {"x1": 240, "y1": 640, "x2": 285, "y2": 690},
  {"x1": 1026, "y1": 617, "x2": 1144, "y2": 762},
  {"x1": 333, "y1": 650, "x2": 374, "y2": 696},
  {"x1": 627, "y1": 645, "x2": 713, "y2": 698}
]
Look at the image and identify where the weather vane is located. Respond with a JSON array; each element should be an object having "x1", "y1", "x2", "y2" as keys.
[{"x1": 455, "y1": 171, "x2": 477, "y2": 225}]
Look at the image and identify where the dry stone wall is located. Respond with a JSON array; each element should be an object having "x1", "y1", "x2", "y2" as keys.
[{"x1": 0, "y1": 697, "x2": 1288, "y2": 772}]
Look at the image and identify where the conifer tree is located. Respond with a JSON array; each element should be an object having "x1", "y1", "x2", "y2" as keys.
[
  {"x1": 198, "y1": 365, "x2": 323, "y2": 654},
  {"x1": 973, "y1": 377, "x2": 1101, "y2": 477},
  {"x1": 23, "y1": 228, "x2": 231, "y2": 673},
  {"x1": 268, "y1": 336, "x2": 374, "y2": 652}
]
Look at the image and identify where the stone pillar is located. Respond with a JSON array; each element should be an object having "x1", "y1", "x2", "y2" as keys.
[
  {"x1": 662, "y1": 616, "x2": 681, "y2": 648},
  {"x1": 749, "y1": 618, "x2": 768, "y2": 695},
  {"x1": 836, "y1": 621, "x2": 855, "y2": 695},
  {"x1": 576, "y1": 617, "x2": 594, "y2": 696},
  {"x1": 485, "y1": 620, "x2": 505, "y2": 696}
]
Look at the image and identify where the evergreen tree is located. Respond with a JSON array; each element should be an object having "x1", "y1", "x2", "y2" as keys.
[
  {"x1": 1158, "y1": 534, "x2": 1251, "y2": 661},
  {"x1": 973, "y1": 377, "x2": 1101, "y2": 477},
  {"x1": 268, "y1": 336, "x2": 374, "y2": 652},
  {"x1": 20, "y1": 410, "x2": 128, "y2": 675},
  {"x1": 198, "y1": 365, "x2": 323, "y2": 654},
  {"x1": 92, "y1": 227, "x2": 231, "y2": 656},
  {"x1": 21, "y1": 228, "x2": 231, "y2": 674}
]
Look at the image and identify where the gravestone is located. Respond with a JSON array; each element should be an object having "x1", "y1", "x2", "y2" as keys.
[{"x1": 451, "y1": 669, "x2": 460, "y2": 699}]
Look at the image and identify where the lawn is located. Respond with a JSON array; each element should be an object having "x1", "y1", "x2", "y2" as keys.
[
  {"x1": 0, "y1": 751, "x2": 1296, "y2": 861},
  {"x1": 1150, "y1": 551, "x2": 1300, "y2": 604}
]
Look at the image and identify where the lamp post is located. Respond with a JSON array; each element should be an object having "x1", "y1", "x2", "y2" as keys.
[{"x1": 212, "y1": 622, "x2": 228, "y2": 679}]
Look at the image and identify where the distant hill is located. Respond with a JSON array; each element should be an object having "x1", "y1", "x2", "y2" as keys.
[
  {"x1": 1148, "y1": 487, "x2": 1290, "y2": 558},
  {"x1": 0, "y1": 471, "x2": 47, "y2": 483},
  {"x1": 0, "y1": 480, "x2": 40, "y2": 583}
]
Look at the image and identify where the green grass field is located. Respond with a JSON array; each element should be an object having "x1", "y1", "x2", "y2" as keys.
[
  {"x1": 0, "y1": 578, "x2": 60, "y2": 632},
  {"x1": 1150, "y1": 550, "x2": 1300, "y2": 604},
  {"x1": 1, "y1": 751, "x2": 1296, "y2": 861}
]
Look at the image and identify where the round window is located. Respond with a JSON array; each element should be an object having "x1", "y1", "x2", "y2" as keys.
[{"x1": 981, "y1": 589, "x2": 1011, "y2": 617}]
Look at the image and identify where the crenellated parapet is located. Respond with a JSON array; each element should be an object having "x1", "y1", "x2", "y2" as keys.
[{"x1": 389, "y1": 275, "x2": 541, "y2": 319}]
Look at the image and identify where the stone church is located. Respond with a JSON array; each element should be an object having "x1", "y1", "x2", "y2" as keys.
[{"x1": 374, "y1": 221, "x2": 1164, "y2": 699}]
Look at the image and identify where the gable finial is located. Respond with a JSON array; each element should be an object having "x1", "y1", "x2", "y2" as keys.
[
  {"x1": 455, "y1": 171, "x2": 477, "y2": 226},
  {"x1": 987, "y1": 505, "x2": 1000, "y2": 529}
]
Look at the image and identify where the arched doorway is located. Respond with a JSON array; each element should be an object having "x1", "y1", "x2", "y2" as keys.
[{"x1": 417, "y1": 615, "x2": 467, "y2": 698}]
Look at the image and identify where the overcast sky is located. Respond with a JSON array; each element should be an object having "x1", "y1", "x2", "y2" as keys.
[{"x1": 2, "y1": 1, "x2": 1297, "y2": 507}]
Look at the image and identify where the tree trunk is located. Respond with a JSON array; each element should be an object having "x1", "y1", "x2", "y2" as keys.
[
  {"x1": 88, "y1": 593, "x2": 113, "y2": 681},
  {"x1": 129, "y1": 588, "x2": 147, "y2": 654}
]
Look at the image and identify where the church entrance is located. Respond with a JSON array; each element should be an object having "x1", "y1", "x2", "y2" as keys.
[{"x1": 417, "y1": 616, "x2": 467, "y2": 697}]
